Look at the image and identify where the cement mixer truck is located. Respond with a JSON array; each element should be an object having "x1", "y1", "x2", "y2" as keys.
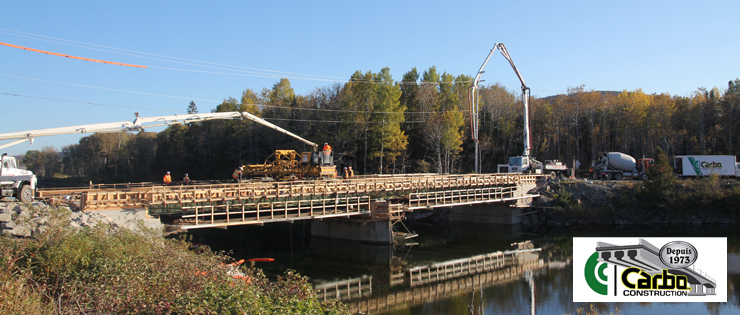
[{"x1": 590, "y1": 152, "x2": 653, "y2": 180}]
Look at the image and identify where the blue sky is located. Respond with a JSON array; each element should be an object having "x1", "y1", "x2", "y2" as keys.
[{"x1": 1, "y1": 1, "x2": 738, "y2": 156}]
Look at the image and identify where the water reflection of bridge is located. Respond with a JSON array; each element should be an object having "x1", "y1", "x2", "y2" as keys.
[{"x1": 314, "y1": 247, "x2": 557, "y2": 314}]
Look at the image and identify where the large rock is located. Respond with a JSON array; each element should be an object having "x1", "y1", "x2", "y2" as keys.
[{"x1": 11, "y1": 224, "x2": 32, "y2": 237}]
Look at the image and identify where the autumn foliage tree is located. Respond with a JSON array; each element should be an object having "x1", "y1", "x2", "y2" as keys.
[{"x1": 42, "y1": 73, "x2": 740, "y2": 184}]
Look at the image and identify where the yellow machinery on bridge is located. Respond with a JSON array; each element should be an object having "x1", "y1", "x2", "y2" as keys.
[{"x1": 242, "y1": 150, "x2": 337, "y2": 180}]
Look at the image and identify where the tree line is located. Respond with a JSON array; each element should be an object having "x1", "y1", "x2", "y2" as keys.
[{"x1": 19, "y1": 67, "x2": 740, "y2": 184}]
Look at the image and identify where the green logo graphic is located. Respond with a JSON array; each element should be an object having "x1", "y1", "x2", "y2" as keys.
[
  {"x1": 585, "y1": 252, "x2": 608, "y2": 295},
  {"x1": 688, "y1": 157, "x2": 702, "y2": 175}
]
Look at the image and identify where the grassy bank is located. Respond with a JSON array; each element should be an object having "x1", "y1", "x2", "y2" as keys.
[
  {"x1": 0, "y1": 207, "x2": 345, "y2": 314},
  {"x1": 548, "y1": 175, "x2": 740, "y2": 222}
]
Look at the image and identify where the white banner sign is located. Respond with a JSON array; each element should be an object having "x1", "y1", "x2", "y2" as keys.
[{"x1": 573, "y1": 237, "x2": 727, "y2": 302}]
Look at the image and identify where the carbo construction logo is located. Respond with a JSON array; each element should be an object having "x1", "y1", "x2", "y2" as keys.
[{"x1": 574, "y1": 237, "x2": 726, "y2": 302}]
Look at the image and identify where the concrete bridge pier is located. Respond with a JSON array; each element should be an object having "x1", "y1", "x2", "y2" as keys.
[
  {"x1": 448, "y1": 182, "x2": 538, "y2": 225},
  {"x1": 311, "y1": 219, "x2": 392, "y2": 244},
  {"x1": 449, "y1": 204, "x2": 528, "y2": 224},
  {"x1": 425, "y1": 180, "x2": 540, "y2": 225},
  {"x1": 311, "y1": 201, "x2": 405, "y2": 244}
]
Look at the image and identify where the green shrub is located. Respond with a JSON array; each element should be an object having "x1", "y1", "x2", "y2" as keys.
[{"x1": 553, "y1": 186, "x2": 572, "y2": 211}]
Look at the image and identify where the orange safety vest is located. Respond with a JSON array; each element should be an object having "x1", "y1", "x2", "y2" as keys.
[
  {"x1": 232, "y1": 169, "x2": 242, "y2": 179},
  {"x1": 323, "y1": 144, "x2": 332, "y2": 152},
  {"x1": 349, "y1": 168, "x2": 354, "y2": 178},
  {"x1": 163, "y1": 174, "x2": 172, "y2": 184}
]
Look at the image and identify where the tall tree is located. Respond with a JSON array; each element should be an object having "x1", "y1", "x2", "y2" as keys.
[
  {"x1": 723, "y1": 79, "x2": 740, "y2": 155},
  {"x1": 368, "y1": 67, "x2": 407, "y2": 174},
  {"x1": 342, "y1": 70, "x2": 376, "y2": 174},
  {"x1": 187, "y1": 101, "x2": 198, "y2": 114}
]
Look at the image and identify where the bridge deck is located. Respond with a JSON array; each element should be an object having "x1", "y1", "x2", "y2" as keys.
[{"x1": 37, "y1": 173, "x2": 541, "y2": 228}]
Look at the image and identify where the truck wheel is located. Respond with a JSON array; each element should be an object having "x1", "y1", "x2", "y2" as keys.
[
  {"x1": 603, "y1": 173, "x2": 612, "y2": 180},
  {"x1": 18, "y1": 185, "x2": 34, "y2": 203},
  {"x1": 613, "y1": 173, "x2": 623, "y2": 180},
  {"x1": 641, "y1": 174, "x2": 649, "y2": 180}
]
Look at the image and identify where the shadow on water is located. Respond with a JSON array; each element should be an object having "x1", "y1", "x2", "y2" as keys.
[{"x1": 182, "y1": 218, "x2": 740, "y2": 315}]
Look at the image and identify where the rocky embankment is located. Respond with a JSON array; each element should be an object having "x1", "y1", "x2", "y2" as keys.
[
  {"x1": 0, "y1": 201, "x2": 131, "y2": 237},
  {"x1": 529, "y1": 178, "x2": 739, "y2": 226}
]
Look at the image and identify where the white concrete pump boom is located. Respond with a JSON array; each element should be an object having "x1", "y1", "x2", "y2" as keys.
[
  {"x1": 469, "y1": 43, "x2": 532, "y2": 172},
  {"x1": 0, "y1": 111, "x2": 318, "y2": 150}
]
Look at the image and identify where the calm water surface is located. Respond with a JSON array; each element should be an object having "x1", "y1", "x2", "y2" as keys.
[{"x1": 186, "y1": 217, "x2": 740, "y2": 315}]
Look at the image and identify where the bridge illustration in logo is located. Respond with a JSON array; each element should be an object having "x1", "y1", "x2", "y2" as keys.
[{"x1": 595, "y1": 239, "x2": 716, "y2": 296}]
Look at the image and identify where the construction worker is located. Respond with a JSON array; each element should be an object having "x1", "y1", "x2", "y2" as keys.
[
  {"x1": 322, "y1": 142, "x2": 332, "y2": 165},
  {"x1": 163, "y1": 171, "x2": 172, "y2": 185},
  {"x1": 232, "y1": 166, "x2": 243, "y2": 182},
  {"x1": 183, "y1": 173, "x2": 191, "y2": 185},
  {"x1": 348, "y1": 166, "x2": 354, "y2": 178},
  {"x1": 343, "y1": 167, "x2": 349, "y2": 179}
]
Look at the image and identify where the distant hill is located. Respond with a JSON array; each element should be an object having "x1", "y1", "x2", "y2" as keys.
[{"x1": 540, "y1": 90, "x2": 621, "y2": 101}]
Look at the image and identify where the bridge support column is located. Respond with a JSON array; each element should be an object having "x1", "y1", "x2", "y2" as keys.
[
  {"x1": 449, "y1": 204, "x2": 528, "y2": 224},
  {"x1": 311, "y1": 219, "x2": 392, "y2": 244}
]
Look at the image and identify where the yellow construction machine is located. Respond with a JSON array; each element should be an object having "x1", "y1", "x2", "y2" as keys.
[{"x1": 242, "y1": 150, "x2": 337, "y2": 180}]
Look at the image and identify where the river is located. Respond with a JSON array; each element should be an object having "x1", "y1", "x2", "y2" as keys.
[{"x1": 185, "y1": 215, "x2": 740, "y2": 315}]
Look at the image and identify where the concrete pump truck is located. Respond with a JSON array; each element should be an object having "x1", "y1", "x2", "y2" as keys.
[{"x1": 470, "y1": 43, "x2": 568, "y2": 175}]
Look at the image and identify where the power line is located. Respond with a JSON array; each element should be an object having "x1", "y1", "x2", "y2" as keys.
[
  {"x1": 0, "y1": 73, "x2": 221, "y2": 102},
  {"x1": 0, "y1": 42, "x2": 147, "y2": 68},
  {"x1": 1, "y1": 28, "x2": 477, "y2": 86},
  {"x1": 148, "y1": 66, "x2": 338, "y2": 82},
  {"x1": 0, "y1": 28, "x2": 347, "y2": 80},
  {"x1": 262, "y1": 118, "x2": 424, "y2": 124},
  {"x1": 1, "y1": 74, "x2": 470, "y2": 114},
  {"x1": 1, "y1": 91, "x2": 432, "y2": 123},
  {"x1": 251, "y1": 103, "x2": 466, "y2": 114},
  {"x1": 0, "y1": 92, "x2": 179, "y2": 112}
]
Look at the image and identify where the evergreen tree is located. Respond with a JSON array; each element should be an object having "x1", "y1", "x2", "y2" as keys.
[
  {"x1": 369, "y1": 67, "x2": 407, "y2": 174},
  {"x1": 643, "y1": 146, "x2": 675, "y2": 205},
  {"x1": 187, "y1": 101, "x2": 198, "y2": 114}
]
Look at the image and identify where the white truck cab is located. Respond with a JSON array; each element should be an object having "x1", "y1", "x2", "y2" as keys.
[
  {"x1": 0, "y1": 153, "x2": 36, "y2": 202},
  {"x1": 498, "y1": 156, "x2": 542, "y2": 174}
]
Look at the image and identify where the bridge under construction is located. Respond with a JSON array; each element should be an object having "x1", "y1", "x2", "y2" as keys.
[{"x1": 37, "y1": 173, "x2": 542, "y2": 243}]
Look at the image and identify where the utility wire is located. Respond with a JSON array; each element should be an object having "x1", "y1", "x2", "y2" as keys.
[
  {"x1": 0, "y1": 92, "x2": 434, "y2": 124},
  {"x1": 1, "y1": 75, "x2": 469, "y2": 114},
  {"x1": 0, "y1": 92, "x2": 179, "y2": 112},
  {"x1": 250, "y1": 104, "x2": 467, "y2": 114},
  {"x1": 1, "y1": 28, "x2": 478, "y2": 85},
  {"x1": 262, "y1": 118, "x2": 424, "y2": 124},
  {"x1": 0, "y1": 73, "x2": 220, "y2": 102},
  {"x1": 0, "y1": 28, "x2": 346, "y2": 80},
  {"x1": 0, "y1": 91, "x2": 432, "y2": 123}
]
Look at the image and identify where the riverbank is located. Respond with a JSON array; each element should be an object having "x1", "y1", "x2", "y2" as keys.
[
  {"x1": 0, "y1": 202, "x2": 346, "y2": 314},
  {"x1": 532, "y1": 176, "x2": 740, "y2": 226}
]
